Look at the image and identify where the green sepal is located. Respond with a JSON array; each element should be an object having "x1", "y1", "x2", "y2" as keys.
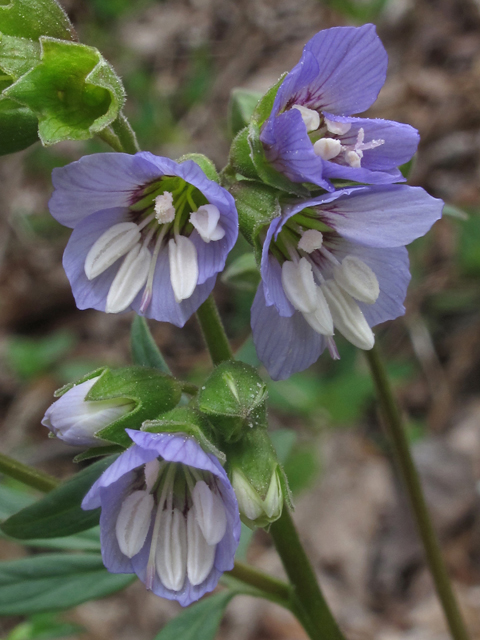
[
  {"x1": 229, "y1": 180, "x2": 281, "y2": 259},
  {"x1": 228, "y1": 87, "x2": 262, "y2": 138},
  {"x1": 228, "y1": 127, "x2": 259, "y2": 181},
  {"x1": 0, "y1": 32, "x2": 41, "y2": 82},
  {"x1": 177, "y1": 153, "x2": 219, "y2": 183},
  {"x1": 0, "y1": 97, "x2": 38, "y2": 154},
  {"x1": 221, "y1": 252, "x2": 260, "y2": 292},
  {"x1": 0, "y1": 456, "x2": 118, "y2": 540},
  {"x1": 86, "y1": 366, "x2": 183, "y2": 447},
  {"x1": 53, "y1": 367, "x2": 106, "y2": 398},
  {"x1": 251, "y1": 73, "x2": 286, "y2": 127},
  {"x1": 0, "y1": 0, "x2": 76, "y2": 42},
  {"x1": 248, "y1": 120, "x2": 310, "y2": 197},
  {"x1": 4, "y1": 36, "x2": 125, "y2": 145},
  {"x1": 225, "y1": 428, "x2": 291, "y2": 529},
  {"x1": 142, "y1": 405, "x2": 226, "y2": 464},
  {"x1": 197, "y1": 361, "x2": 268, "y2": 444}
]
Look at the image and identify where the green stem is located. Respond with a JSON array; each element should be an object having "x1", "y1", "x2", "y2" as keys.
[
  {"x1": 227, "y1": 561, "x2": 292, "y2": 606},
  {"x1": 196, "y1": 294, "x2": 233, "y2": 365},
  {"x1": 97, "y1": 127, "x2": 123, "y2": 152},
  {"x1": 365, "y1": 345, "x2": 470, "y2": 640},
  {"x1": 0, "y1": 452, "x2": 58, "y2": 493},
  {"x1": 110, "y1": 111, "x2": 140, "y2": 154},
  {"x1": 270, "y1": 507, "x2": 346, "y2": 640}
]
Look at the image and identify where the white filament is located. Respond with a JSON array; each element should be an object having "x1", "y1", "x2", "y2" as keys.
[
  {"x1": 105, "y1": 244, "x2": 151, "y2": 313},
  {"x1": 191, "y1": 481, "x2": 227, "y2": 545},
  {"x1": 281, "y1": 257, "x2": 318, "y2": 314},
  {"x1": 84, "y1": 222, "x2": 141, "y2": 280},
  {"x1": 155, "y1": 508, "x2": 187, "y2": 591},
  {"x1": 168, "y1": 235, "x2": 198, "y2": 302},
  {"x1": 186, "y1": 508, "x2": 216, "y2": 586}
]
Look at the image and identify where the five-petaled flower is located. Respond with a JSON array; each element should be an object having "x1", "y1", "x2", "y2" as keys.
[
  {"x1": 82, "y1": 429, "x2": 241, "y2": 606},
  {"x1": 251, "y1": 185, "x2": 443, "y2": 380},
  {"x1": 260, "y1": 24, "x2": 419, "y2": 191},
  {"x1": 49, "y1": 153, "x2": 238, "y2": 326}
]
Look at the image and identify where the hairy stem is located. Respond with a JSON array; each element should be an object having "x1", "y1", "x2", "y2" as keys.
[
  {"x1": 196, "y1": 294, "x2": 233, "y2": 365},
  {"x1": 365, "y1": 344, "x2": 470, "y2": 640},
  {"x1": 0, "y1": 452, "x2": 59, "y2": 493},
  {"x1": 110, "y1": 111, "x2": 140, "y2": 154}
]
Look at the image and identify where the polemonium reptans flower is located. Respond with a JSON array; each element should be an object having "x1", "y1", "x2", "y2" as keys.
[
  {"x1": 49, "y1": 153, "x2": 238, "y2": 326},
  {"x1": 42, "y1": 376, "x2": 134, "y2": 447},
  {"x1": 260, "y1": 25, "x2": 419, "y2": 191},
  {"x1": 82, "y1": 430, "x2": 240, "y2": 606},
  {"x1": 251, "y1": 184, "x2": 443, "y2": 380}
]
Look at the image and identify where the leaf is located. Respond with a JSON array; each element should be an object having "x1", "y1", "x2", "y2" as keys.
[
  {"x1": 153, "y1": 591, "x2": 235, "y2": 640},
  {"x1": 228, "y1": 88, "x2": 262, "y2": 138},
  {"x1": 0, "y1": 553, "x2": 135, "y2": 615},
  {"x1": 6, "y1": 330, "x2": 76, "y2": 380},
  {"x1": 251, "y1": 74, "x2": 285, "y2": 127},
  {"x1": 221, "y1": 252, "x2": 260, "y2": 292},
  {"x1": 0, "y1": 0, "x2": 76, "y2": 41},
  {"x1": 0, "y1": 33, "x2": 41, "y2": 81},
  {"x1": 5, "y1": 613, "x2": 83, "y2": 640},
  {"x1": 4, "y1": 36, "x2": 125, "y2": 145},
  {"x1": 0, "y1": 456, "x2": 117, "y2": 540},
  {"x1": 131, "y1": 315, "x2": 170, "y2": 374},
  {"x1": 0, "y1": 98, "x2": 38, "y2": 154}
]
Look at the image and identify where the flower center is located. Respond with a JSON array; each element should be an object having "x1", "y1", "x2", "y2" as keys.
[
  {"x1": 271, "y1": 210, "x2": 378, "y2": 351},
  {"x1": 115, "y1": 457, "x2": 227, "y2": 593},
  {"x1": 83, "y1": 176, "x2": 225, "y2": 314}
]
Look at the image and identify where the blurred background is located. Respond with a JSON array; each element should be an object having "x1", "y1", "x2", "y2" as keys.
[{"x1": 1, "y1": 0, "x2": 480, "y2": 638}]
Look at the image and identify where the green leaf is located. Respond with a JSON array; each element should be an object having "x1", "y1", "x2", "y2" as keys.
[
  {"x1": 221, "y1": 252, "x2": 260, "y2": 291},
  {"x1": 4, "y1": 36, "x2": 125, "y2": 145},
  {"x1": 6, "y1": 330, "x2": 76, "y2": 380},
  {"x1": 0, "y1": 553, "x2": 135, "y2": 615},
  {"x1": 131, "y1": 315, "x2": 170, "y2": 374},
  {"x1": 0, "y1": 98, "x2": 38, "y2": 153},
  {"x1": 0, "y1": 0, "x2": 76, "y2": 41},
  {"x1": 251, "y1": 74, "x2": 285, "y2": 127},
  {"x1": 153, "y1": 591, "x2": 235, "y2": 640},
  {"x1": 0, "y1": 456, "x2": 117, "y2": 540},
  {"x1": 228, "y1": 88, "x2": 262, "y2": 138},
  {"x1": 5, "y1": 613, "x2": 83, "y2": 640}
]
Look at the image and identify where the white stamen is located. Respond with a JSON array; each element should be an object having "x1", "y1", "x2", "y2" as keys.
[
  {"x1": 302, "y1": 287, "x2": 334, "y2": 336},
  {"x1": 144, "y1": 459, "x2": 161, "y2": 493},
  {"x1": 333, "y1": 255, "x2": 379, "y2": 304},
  {"x1": 139, "y1": 226, "x2": 168, "y2": 314},
  {"x1": 292, "y1": 104, "x2": 320, "y2": 133},
  {"x1": 231, "y1": 469, "x2": 264, "y2": 521},
  {"x1": 298, "y1": 229, "x2": 323, "y2": 253},
  {"x1": 192, "y1": 481, "x2": 227, "y2": 545},
  {"x1": 168, "y1": 235, "x2": 198, "y2": 302},
  {"x1": 154, "y1": 192, "x2": 176, "y2": 224},
  {"x1": 325, "y1": 117, "x2": 352, "y2": 136},
  {"x1": 321, "y1": 280, "x2": 375, "y2": 350},
  {"x1": 313, "y1": 138, "x2": 342, "y2": 161},
  {"x1": 115, "y1": 490, "x2": 154, "y2": 558},
  {"x1": 345, "y1": 150, "x2": 362, "y2": 168},
  {"x1": 105, "y1": 244, "x2": 151, "y2": 314},
  {"x1": 190, "y1": 205, "x2": 225, "y2": 243},
  {"x1": 263, "y1": 469, "x2": 283, "y2": 519},
  {"x1": 187, "y1": 508, "x2": 216, "y2": 586},
  {"x1": 85, "y1": 222, "x2": 141, "y2": 280},
  {"x1": 155, "y1": 508, "x2": 187, "y2": 591},
  {"x1": 281, "y1": 257, "x2": 318, "y2": 314}
]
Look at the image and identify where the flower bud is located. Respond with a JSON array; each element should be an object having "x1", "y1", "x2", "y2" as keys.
[
  {"x1": 225, "y1": 428, "x2": 289, "y2": 528},
  {"x1": 42, "y1": 375, "x2": 134, "y2": 447}
]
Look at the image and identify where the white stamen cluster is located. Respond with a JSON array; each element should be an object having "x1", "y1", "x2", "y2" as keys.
[
  {"x1": 115, "y1": 460, "x2": 227, "y2": 593},
  {"x1": 83, "y1": 192, "x2": 225, "y2": 314},
  {"x1": 279, "y1": 232, "x2": 380, "y2": 350}
]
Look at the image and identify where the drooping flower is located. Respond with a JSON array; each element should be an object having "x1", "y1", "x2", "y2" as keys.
[
  {"x1": 49, "y1": 153, "x2": 238, "y2": 326},
  {"x1": 260, "y1": 25, "x2": 419, "y2": 191},
  {"x1": 251, "y1": 184, "x2": 443, "y2": 380},
  {"x1": 42, "y1": 375, "x2": 134, "y2": 447},
  {"x1": 82, "y1": 429, "x2": 240, "y2": 606}
]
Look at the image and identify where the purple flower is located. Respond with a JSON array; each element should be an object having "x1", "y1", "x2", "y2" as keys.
[
  {"x1": 49, "y1": 153, "x2": 238, "y2": 327},
  {"x1": 260, "y1": 25, "x2": 419, "y2": 191},
  {"x1": 251, "y1": 184, "x2": 443, "y2": 380},
  {"x1": 82, "y1": 429, "x2": 240, "y2": 606}
]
